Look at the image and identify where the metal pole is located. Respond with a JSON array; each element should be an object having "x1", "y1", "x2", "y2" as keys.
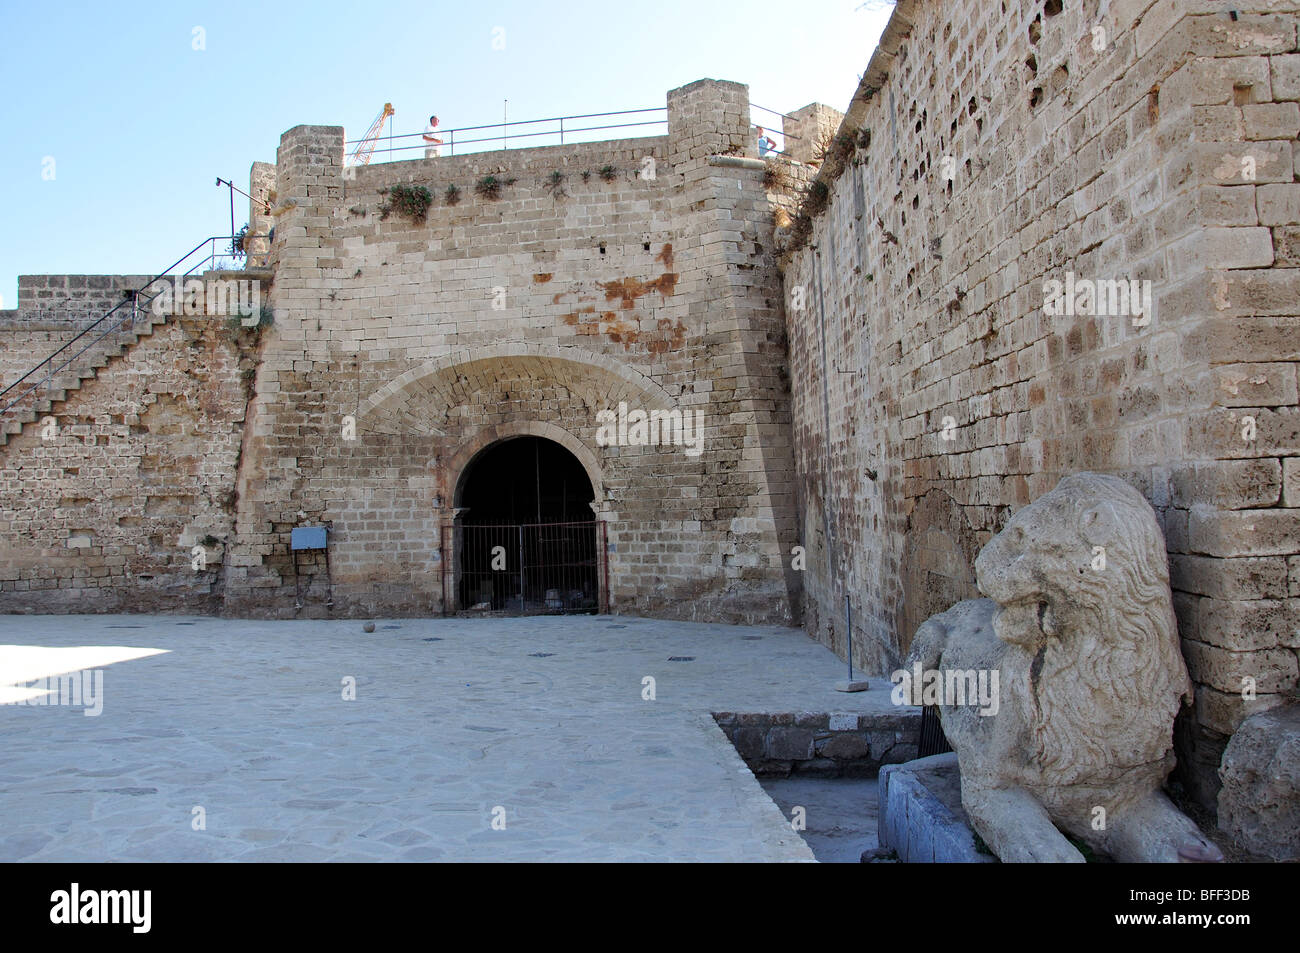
[
  {"x1": 518, "y1": 523, "x2": 525, "y2": 612},
  {"x1": 504, "y1": 100, "x2": 508, "y2": 149},
  {"x1": 601, "y1": 521, "x2": 609, "y2": 614},
  {"x1": 846, "y1": 594, "x2": 854, "y2": 681}
]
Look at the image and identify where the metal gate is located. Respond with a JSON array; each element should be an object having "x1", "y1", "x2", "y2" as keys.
[
  {"x1": 917, "y1": 704, "x2": 953, "y2": 758},
  {"x1": 440, "y1": 520, "x2": 608, "y2": 615}
]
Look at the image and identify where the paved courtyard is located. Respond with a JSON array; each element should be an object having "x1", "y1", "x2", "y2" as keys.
[{"x1": 0, "y1": 613, "x2": 899, "y2": 862}]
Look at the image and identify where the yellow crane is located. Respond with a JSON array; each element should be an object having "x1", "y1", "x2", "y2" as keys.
[{"x1": 348, "y1": 102, "x2": 395, "y2": 166}]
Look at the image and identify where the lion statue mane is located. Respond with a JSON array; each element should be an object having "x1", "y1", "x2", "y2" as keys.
[{"x1": 907, "y1": 472, "x2": 1223, "y2": 863}]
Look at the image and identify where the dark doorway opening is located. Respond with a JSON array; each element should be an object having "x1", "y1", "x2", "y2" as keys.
[
  {"x1": 460, "y1": 436, "x2": 593, "y2": 524},
  {"x1": 445, "y1": 437, "x2": 605, "y2": 614}
]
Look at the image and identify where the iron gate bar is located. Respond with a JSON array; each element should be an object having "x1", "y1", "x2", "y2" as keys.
[
  {"x1": 443, "y1": 520, "x2": 604, "y2": 616},
  {"x1": 917, "y1": 704, "x2": 953, "y2": 758}
]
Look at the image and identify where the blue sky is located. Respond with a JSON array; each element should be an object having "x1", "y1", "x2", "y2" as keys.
[{"x1": 0, "y1": 0, "x2": 894, "y2": 308}]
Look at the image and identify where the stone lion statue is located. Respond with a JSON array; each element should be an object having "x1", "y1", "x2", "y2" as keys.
[{"x1": 906, "y1": 472, "x2": 1223, "y2": 863}]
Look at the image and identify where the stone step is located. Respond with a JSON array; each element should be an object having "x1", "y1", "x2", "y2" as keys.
[{"x1": 0, "y1": 309, "x2": 176, "y2": 449}]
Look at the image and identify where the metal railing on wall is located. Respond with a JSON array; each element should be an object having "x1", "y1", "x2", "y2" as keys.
[
  {"x1": 751, "y1": 103, "x2": 802, "y2": 158},
  {"x1": 345, "y1": 103, "x2": 806, "y2": 164},
  {"x1": 347, "y1": 107, "x2": 669, "y2": 163}
]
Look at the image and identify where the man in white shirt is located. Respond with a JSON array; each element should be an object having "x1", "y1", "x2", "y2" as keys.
[{"x1": 424, "y1": 115, "x2": 443, "y2": 158}]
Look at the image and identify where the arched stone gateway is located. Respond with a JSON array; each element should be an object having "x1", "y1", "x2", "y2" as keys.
[
  {"x1": 447, "y1": 420, "x2": 606, "y2": 510},
  {"x1": 444, "y1": 434, "x2": 606, "y2": 615},
  {"x1": 197, "y1": 80, "x2": 802, "y2": 626}
]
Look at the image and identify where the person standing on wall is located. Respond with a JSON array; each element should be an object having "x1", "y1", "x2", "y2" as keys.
[
  {"x1": 757, "y1": 126, "x2": 776, "y2": 158},
  {"x1": 424, "y1": 115, "x2": 444, "y2": 158}
]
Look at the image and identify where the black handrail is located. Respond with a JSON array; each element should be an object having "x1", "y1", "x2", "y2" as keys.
[{"x1": 0, "y1": 236, "x2": 251, "y2": 419}]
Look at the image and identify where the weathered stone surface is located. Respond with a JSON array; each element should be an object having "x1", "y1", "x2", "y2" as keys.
[
  {"x1": 907, "y1": 474, "x2": 1222, "y2": 863},
  {"x1": 765, "y1": 726, "x2": 814, "y2": 761},
  {"x1": 2, "y1": 0, "x2": 1297, "y2": 825},
  {"x1": 714, "y1": 704, "x2": 917, "y2": 778},
  {"x1": 879, "y1": 754, "x2": 994, "y2": 864},
  {"x1": 818, "y1": 734, "x2": 869, "y2": 760},
  {"x1": 796, "y1": 711, "x2": 830, "y2": 728},
  {"x1": 731, "y1": 727, "x2": 765, "y2": 760},
  {"x1": 1217, "y1": 705, "x2": 1300, "y2": 861},
  {"x1": 779, "y1": 0, "x2": 1300, "y2": 815},
  {"x1": 0, "y1": 79, "x2": 802, "y2": 627}
]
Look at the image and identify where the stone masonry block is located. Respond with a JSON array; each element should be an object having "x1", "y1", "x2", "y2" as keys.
[
  {"x1": 765, "y1": 726, "x2": 814, "y2": 760},
  {"x1": 1183, "y1": 639, "x2": 1298, "y2": 694},
  {"x1": 1188, "y1": 506, "x2": 1300, "y2": 556}
]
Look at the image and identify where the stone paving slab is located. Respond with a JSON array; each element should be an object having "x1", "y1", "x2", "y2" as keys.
[{"x1": 0, "y1": 614, "x2": 906, "y2": 862}]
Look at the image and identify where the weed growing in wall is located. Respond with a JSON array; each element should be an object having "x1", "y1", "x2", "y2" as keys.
[
  {"x1": 543, "y1": 170, "x2": 567, "y2": 199},
  {"x1": 475, "y1": 175, "x2": 515, "y2": 200},
  {"x1": 783, "y1": 124, "x2": 867, "y2": 257},
  {"x1": 379, "y1": 184, "x2": 433, "y2": 223},
  {"x1": 224, "y1": 305, "x2": 274, "y2": 336},
  {"x1": 763, "y1": 160, "x2": 793, "y2": 192}
]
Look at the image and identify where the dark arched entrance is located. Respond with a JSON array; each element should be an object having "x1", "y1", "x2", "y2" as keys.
[{"x1": 448, "y1": 436, "x2": 604, "y2": 614}]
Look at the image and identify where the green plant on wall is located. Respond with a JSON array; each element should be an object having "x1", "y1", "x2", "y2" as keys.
[
  {"x1": 804, "y1": 179, "x2": 831, "y2": 217},
  {"x1": 378, "y1": 184, "x2": 433, "y2": 223},
  {"x1": 225, "y1": 305, "x2": 275, "y2": 336},
  {"x1": 474, "y1": 175, "x2": 516, "y2": 200},
  {"x1": 543, "y1": 170, "x2": 566, "y2": 199},
  {"x1": 444, "y1": 183, "x2": 461, "y2": 206},
  {"x1": 598, "y1": 164, "x2": 618, "y2": 182}
]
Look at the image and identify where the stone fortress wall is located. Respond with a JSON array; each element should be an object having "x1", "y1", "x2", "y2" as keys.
[
  {"x1": 1, "y1": 80, "x2": 803, "y2": 626},
  {"x1": 781, "y1": 0, "x2": 1300, "y2": 808},
  {"x1": 2, "y1": 1, "x2": 1297, "y2": 811}
]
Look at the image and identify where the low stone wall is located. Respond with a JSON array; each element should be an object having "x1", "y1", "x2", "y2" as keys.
[
  {"x1": 712, "y1": 709, "x2": 920, "y2": 777},
  {"x1": 878, "y1": 753, "x2": 995, "y2": 863}
]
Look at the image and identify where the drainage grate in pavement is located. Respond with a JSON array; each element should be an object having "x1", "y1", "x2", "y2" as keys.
[
  {"x1": 528, "y1": 652, "x2": 555, "y2": 657},
  {"x1": 606, "y1": 624, "x2": 626, "y2": 629},
  {"x1": 106, "y1": 625, "x2": 143, "y2": 629},
  {"x1": 382, "y1": 625, "x2": 401, "y2": 630},
  {"x1": 742, "y1": 636, "x2": 762, "y2": 640},
  {"x1": 422, "y1": 638, "x2": 443, "y2": 642},
  {"x1": 668, "y1": 656, "x2": 695, "y2": 662},
  {"x1": 175, "y1": 622, "x2": 196, "y2": 626}
]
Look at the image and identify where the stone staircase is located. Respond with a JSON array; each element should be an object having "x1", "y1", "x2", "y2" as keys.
[{"x1": 0, "y1": 307, "x2": 171, "y2": 447}]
